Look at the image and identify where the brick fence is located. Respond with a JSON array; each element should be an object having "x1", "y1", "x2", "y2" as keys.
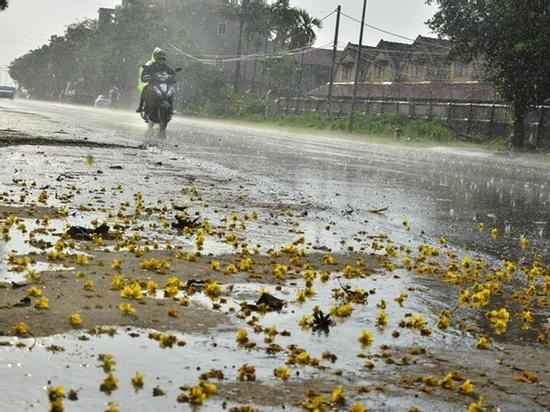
[{"x1": 267, "y1": 97, "x2": 550, "y2": 147}]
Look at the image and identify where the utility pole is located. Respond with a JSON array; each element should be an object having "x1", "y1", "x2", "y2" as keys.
[
  {"x1": 234, "y1": 18, "x2": 244, "y2": 92},
  {"x1": 298, "y1": 52, "x2": 305, "y2": 95},
  {"x1": 327, "y1": 5, "x2": 341, "y2": 118},
  {"x1": 348, "y1": 0, "x2": 367, "y2": 132}
]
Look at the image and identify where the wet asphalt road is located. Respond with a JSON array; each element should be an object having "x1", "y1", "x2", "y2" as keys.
[
  {"x1": 2, "y1": 99, "x2": 550, "y2": 412},
  {"x1": 1, "y1": 99, "x2": 550, "y2": 260}
]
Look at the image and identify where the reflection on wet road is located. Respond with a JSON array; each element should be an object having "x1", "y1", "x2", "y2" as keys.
[
  {"x1": 3, "y1": 100, "x2": 550, "y2": 260},
  {"x1": 2, "y1": 100, "x2": 550, "y2": 411}
]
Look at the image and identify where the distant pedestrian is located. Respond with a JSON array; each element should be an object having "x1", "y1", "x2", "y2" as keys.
[{"x1": 109, "y1": 87, "x2": 121, "y2": 107}]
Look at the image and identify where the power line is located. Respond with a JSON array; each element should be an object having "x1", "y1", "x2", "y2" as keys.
[
  {"x1": 340, "y1": 12, "x2": 451, "y2": 51},
  {"x1": 168, "y1": 7, "x2": 337, "y2": 65},
  {"x1": 317, "y1": 9, "x2": 337, "y2": 24},
  {"x1": 169, "y1": 42, "x2": 334, "y2": 65}
]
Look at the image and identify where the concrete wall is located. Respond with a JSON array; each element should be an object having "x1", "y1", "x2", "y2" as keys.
[
  {"x1": 310, "y1": 82, "x2": 497, "y2": 103},
  {"x1": 268, "y1": 97, "x2": 550, "y2": 147}
]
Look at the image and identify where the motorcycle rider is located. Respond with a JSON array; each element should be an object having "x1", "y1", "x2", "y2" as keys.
[{"x1": 136, "y1": 47, "x2": 176, "y2": 113}]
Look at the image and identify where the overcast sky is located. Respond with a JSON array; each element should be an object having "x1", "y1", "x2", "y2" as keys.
[{"x1": 0, "y1": 0, "x2": 438, "y2": 84}]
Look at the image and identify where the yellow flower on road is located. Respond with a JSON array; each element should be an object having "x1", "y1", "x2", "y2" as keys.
[
  {"x1": 12, "y1": 322, "x2": 29, "y2": 336},
  {"x1": 69, "y1": 313, "x2": 82, "y2": 327},
  {"x1": 104, "y1": 401, "x2": 119, "y2": 412},
  {"x1": 83, "y1": 279, "x2": 95, "y2": 290},
  {"x1": 476, "y1": 335, "x2": 490, "y2": 349},
  {"x1": 349, "y1": 402, "x2": 366, "y2": 412},
  {"x1": 358, "y1": 330, "x2": 373, "y2": 347},
  {"x1": 27, "y1": 285, "x2": 42, "y2": 297},
  {"x1": 460, "y1": 378, "x2": 475, "y2": 394},
  {"x1": 34, "y1": 297, "x2": 49, "y2": 310},
  {"x1": 273, "y1": 365, "x2": 291, "y2": 380},
  {"x1": 118, "y1": 303, "x2": 137, "y2": 315},
  {"x1": 376, "y1": 310, "x2": 388, "y2": 328},
  {"x1": 519, "y1": 236, "x2": 529, "y2": 249},
  {"x1": 520, "y1": 310, "x2": 534, "y2": 330},
  {"x1": 131, "y1": 372, "x2": 145, "y2": 391},
  {"x1": 111, "y1": 259, "x2": 122, "y2": 271},
  {"x1": 331, "y1": 384, "x2": 345, "y2": 403},
  {"x1": 487, "y1": 308, "x2": 510, "y2": 335}
]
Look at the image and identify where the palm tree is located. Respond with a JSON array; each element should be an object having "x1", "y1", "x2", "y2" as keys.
[
  {"x1": 289, "y1": 9, "x2": 322, "y2": 49},
  {"x1": 269, "y1": 2, "x2": 321, "y2": 50},
  {"x1": 269, "y1": 0, "x2": 299, "y2": 50},
  {"x1": 0, "y1": 0, "x2": 8, "y2": 11}
]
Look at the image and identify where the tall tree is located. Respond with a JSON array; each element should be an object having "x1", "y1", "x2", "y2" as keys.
[
  {"x1": 0, "y1": 0, "x2": 7, "y2": 11},
  {"x1": 269, "y1": 1, "x2": 321, "y2": 50},
  {"x1": 224, "y1": 0, "x2": 270, "y2": 90},
  {"x1": 289, "y1": 9, "x2": 322, "y2": 49},
  {"x1": 427, "y1": 0, "x2": 550, "y2": 149},
  {"x1": 269, "y1": 0, "x2": 299, "y2": 50}
]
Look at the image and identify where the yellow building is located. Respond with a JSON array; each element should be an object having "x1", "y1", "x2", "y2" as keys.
[{"x1": 335, "y1": 36, "x2": 486, "y2": 84}]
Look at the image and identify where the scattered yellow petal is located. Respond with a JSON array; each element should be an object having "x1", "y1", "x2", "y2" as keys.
[
  {"x1": 131, "y1": 372, "x2": 145, "y2": 391},
  {"x1": 12, "y1": 322, "x2": 29, "y2": 336},
  {"x1": 34, "y1": 297, "x2": 49, "y2": 310},
  {"x1": 460, "y1": 378, "x2": 475, "y2": 395},
  {"x1": 69, "y1": 312, "x2": 82, "y2": 327},
  {"x1": 273, "y1": 365, "x2": 291, "y2": 381},
  {"x1": 331, "y1": 384, "x2": 345, "y2": 403},
  {"x1": 358, "y1": 329, "x2": 373, "y2": 347}
]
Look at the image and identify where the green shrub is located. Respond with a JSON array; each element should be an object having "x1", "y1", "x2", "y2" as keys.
[
  {"x1": 238, "y1": 100, "x2": 267, "y2": 117},
  {"x1": 179, "y1": 101, "x2": 474, "y2": 144},
  {"x1": 405, "y1": 120, "x2": 456, "y2": 141}
]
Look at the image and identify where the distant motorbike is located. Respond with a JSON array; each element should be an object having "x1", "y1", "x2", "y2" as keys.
[{"x1": 141, "y1": 67, "x2": 181, "y2": 138}]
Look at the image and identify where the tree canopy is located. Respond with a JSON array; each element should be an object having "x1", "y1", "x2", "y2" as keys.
[
  {"x1": 0, "y1": 0, "x2": 7, "y2": 11},
  {"x1": 427, "y1": 0, "x2": 550, "y2": 148},
  {"x1": 9, "y1": 5, "x2": 190, "y2": 100},
  {"x1": 8, "y1": 1, "x2": 322, "y2": 104},
  {"x1": 269, "y1": 0, "x2": 322, "y2": 49}
]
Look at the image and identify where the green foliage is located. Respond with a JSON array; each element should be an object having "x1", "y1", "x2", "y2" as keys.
[
  {"x1": 238, "y1": 99, "x2": 266, "y2": 116},
  {"x1": 427, "y1": 0, "x2": 550, "y2": 148},
  {"x1": 173, "y1": 95, "x2": 491, "y2": 145},
  {"x1": 269, "y1": 0, "x2": 321, "y2": 49},
  {"x1": 178, "y1": 62, "x2": 234, "y2": 108},
  {"x1": 9, "y1": 4, "x2": 194, "y2": 102},
  {"x1": 405, "y1": 120, "x2": 456, "y2": 141},
  {"x1": 8, "y1": 0, "x2": 323, "y2": 102},
  {"x1": 260, "y1": 56, "x2": 299, "y2": 93}
]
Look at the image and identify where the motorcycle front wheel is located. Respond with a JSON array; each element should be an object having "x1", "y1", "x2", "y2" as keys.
[
  {"x1": 144, "y1": 122, "x2": 154, "y2": 139},
  {"x1": 158, "y1": 107, "x2": 170, "y2": 139}
]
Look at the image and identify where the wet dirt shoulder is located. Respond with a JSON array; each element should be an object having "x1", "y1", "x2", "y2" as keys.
[{"x1": 0, "y1": 247, "x2": 378, "y2": 339}]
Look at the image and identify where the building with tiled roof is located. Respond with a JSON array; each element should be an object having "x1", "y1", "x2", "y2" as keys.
[{"x1": 334, "y1": 35, "x2": 487, "y2": 85}]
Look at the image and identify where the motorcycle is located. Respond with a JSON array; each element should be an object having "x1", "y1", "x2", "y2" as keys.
[{"x1": 141, "y1": 67, "x2": 182, "y2": 139}]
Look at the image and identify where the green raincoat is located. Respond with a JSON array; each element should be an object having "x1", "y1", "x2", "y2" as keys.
[{"x1": 138, "y1": 47, "x2": 163, "y2": 92}]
